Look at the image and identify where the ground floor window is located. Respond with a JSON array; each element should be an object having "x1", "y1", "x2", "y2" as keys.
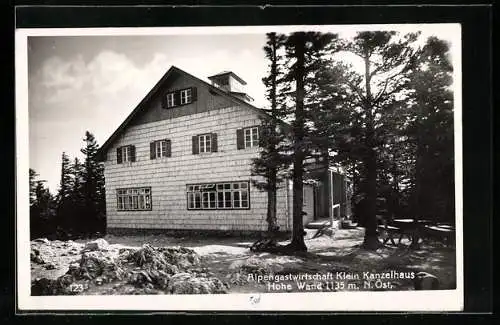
[
  {"x1": 187, "y1": 181, "x2": 249, "y2": 210},
  {"x1": 117, "y1": 187, "x2": 152, "y2": 211}
]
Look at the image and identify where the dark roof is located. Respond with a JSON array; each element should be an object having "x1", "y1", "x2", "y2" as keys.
[
  {"x1": 207, "y1": 71, "x2": 247, "y2": 85},
  {"x1": 96, "y1": 66, "x2": 285, "y2": 161}
]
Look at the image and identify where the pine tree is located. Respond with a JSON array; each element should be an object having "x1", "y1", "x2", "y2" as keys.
[
  {"x1": 30, "y1": 169, "x2": 56, "y2": 238},
  {"x1": 281, "y1": 32, "x2": 338, "y2": 252},
  {"x1": 70, "y1": 157, "x2": 86, "y2": 236},
  {"x1": 29, "y1": 168, "x2": 38, "y2": 206},
  {"x1": 81, "y1": 131, "x2": 106, "y2": 235},
  {"x1": 330, "y1": 31, "x2": 421, "y2": 249},
  {"x1": 56, "y1": 152, "x2": 74, "y2": 237},
  {"x1": 251, "y1": 32, "x2": 289, "y2": 237},
  {"x1": 406, "y1": 37, "x2": 454, "y2": 224}
]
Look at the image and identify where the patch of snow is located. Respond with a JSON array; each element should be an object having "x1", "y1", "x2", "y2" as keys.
[{"x1": 189, "y1": 245, "x2": 248, "y2": 256}]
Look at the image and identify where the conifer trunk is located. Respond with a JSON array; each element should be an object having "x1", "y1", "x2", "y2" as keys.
[
  {"x1": 289, "y1": 33, "x2": 307, "y2": 252},
  {"x1": 361, "y1": 53, "x2": 380, "y2": 250}
]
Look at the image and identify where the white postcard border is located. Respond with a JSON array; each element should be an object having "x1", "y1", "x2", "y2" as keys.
[{"x1": 16, "y1": 23, "x2": 463, "y2": 312}]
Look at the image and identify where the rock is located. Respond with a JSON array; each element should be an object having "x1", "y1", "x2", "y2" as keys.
[
  {"x1": 160, "y1": 247, "x2": 201, "y2": 269},
  {"x1": 68, "y1": 251, "x2": 125, "y2": 282},
  {"x1": 83, "y1": 239, "x2": 110, "y2": 252},
  {"x1": 166, "y1": 272, "x2": 227, "y2": 294},
  {"x1": 33, "y1": 238, "x2": 50, "y2": 245},
  {"x1": 30, "y1": 249, "x2": 45, "y2": 264},
  {"x1": 413, "y1": 272, "x2": 439, "y2": 290},
  {"x1": 33, "y1": 256, "x2": 45, "y2": 264},
  {"x1": 44, "y1": 263, "x2": 57, "y2": 270},
  {"x1": 232, "y1": 257, "x2": 272, "y2": 276}
]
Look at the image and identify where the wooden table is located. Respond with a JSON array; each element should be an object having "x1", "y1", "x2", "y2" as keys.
[
  {"x1": 378, "y1": 219, "x2": 432, "y2": 247},
  {"x1": 423, "y1": 224, "x2": 456, "y2": 247}
]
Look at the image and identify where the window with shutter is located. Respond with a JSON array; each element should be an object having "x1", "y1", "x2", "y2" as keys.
[
  {"x1": 118, "y1": 145, "x2": 135, "y2": 163},
  {"x1": 242, "y1": 126, "x2": 260, "y2": 148},
  {"x1": 194, "y1": 133, "x2": 217, "y2": 154},
  {"x1": 163, "y1": 87, "x2": 197, "y2": 108},
  {"x1": 180, "y1": 88, "x2": 192, "y2": 104},
  {"x1": 199, "y1": 134, "x2": 211, "y2": 153},
  {"x1": 166, "y1": 93, "x2": 175, "y2": 108},
  {"x1": 151, "y1": 140, "x2": 171, "y2": 159}
]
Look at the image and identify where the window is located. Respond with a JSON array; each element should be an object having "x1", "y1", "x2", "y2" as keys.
[
  {"x1": 117, "y1": 145, "x2": 135, "y2": 164},
  {"x1": 166, "y1": 93, "x2": 175, "y2": 108},
  {"x1": 151, "y1": 139, "x2": 171, "y2": 159},
  {"x1": 180, "y1": 88, "x2": 192, "y2": 105},
  {"x1": 163, "y1": 87, "x2": 197, "y2": 109},
  {"x1": 117, "y1": 187, "x2": 152, "y2": 211},
  {"x1": 187, "y1": 181, "x2": 250, "y2": 210},
  {"x1": 156, "y1": 140, "x2": 167, "y2": 158},
  {"x1": 237, "y1": 126, "x2": 260, "y2": 150},
  {"x1": 121, "y1": 146, "x2": 130, "y2": 162},
  {"x1": 193, "y1": 133, "x2": 217, "y2": 154},
  {"x1": 244, "y1": 126, "x2": 259, "y2": 148},
  {"x1": 199, "y1": 134, "x2": 212, "y2": 153}
]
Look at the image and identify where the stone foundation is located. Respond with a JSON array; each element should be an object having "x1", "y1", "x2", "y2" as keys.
[{"x1": 107, "y1": 227, "x2": 291, "y2": 239}]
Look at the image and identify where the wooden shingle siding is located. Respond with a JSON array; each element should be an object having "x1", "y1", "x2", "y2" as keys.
[{"x1": 104, "y1": 105, "x2": 291, "y2": 232}]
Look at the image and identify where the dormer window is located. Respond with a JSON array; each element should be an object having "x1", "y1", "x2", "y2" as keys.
[{"x1": 162, "y1": 87, "x2": 197, "y2": 109}]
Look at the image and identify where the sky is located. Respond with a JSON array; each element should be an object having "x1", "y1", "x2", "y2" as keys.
[{"x1": 24, "y1": 25, "x2": 459, "y2": 194}]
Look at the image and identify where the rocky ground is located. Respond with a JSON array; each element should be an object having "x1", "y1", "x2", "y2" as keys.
[{"x1": 30, "y1": 228, "x2": 457, "y2": 295}]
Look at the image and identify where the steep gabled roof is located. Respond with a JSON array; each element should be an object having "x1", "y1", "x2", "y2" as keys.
[{"x1": 96, "y1": 65, "x2": 285, "y2": 161}]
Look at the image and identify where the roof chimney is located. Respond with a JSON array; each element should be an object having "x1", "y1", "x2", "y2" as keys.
[{"x1": 208, "y1": 71, "x2": 254, "y2": 103}]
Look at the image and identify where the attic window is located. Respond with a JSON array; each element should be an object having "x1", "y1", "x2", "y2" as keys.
[
  {"x1": 162, "y1": 87, "x2": 197, "y2": 109},
  {"x1": 166, "y1": 93, "x2": 175, "y2": 108},
  {"x1": 180, "y1": 89, "x2": 192, "y2": 104}
]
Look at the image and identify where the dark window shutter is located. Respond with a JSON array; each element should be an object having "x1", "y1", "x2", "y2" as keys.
[
  {"x1": 161, "y1": 94, "x2": 167, "y2": 109},
  {"x1": 117, "y1": 147, "x2": 123, "y2": 164},
  {"x1": 150, "y1": 142, "x2": 156, "y2": 159},
  {"x1": 130, "y1": 145, "x2": 136, "y2": 162},
  {"x1": 236, "y1": 128, "x2": 244, "y2": 150},
  {"x1": 166, "y1": 139, "x2": 172, "y2": 157},
  {"x1": 192, "y1": 136, "x2": 199, "y2": 154},
  {"x1": 211, "y1": 133, "x2": 218, "y2": 152},
  {"x1": 174, "y1": 90, "x2": 181, "y2": 106},
  {"x1": 191, "y1": 87, "x2": 197, "y2": 102}
]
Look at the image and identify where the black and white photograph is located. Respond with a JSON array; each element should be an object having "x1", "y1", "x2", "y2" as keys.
[{"x1": 16, "y1": 23, "x2": 463, "y2": 311}]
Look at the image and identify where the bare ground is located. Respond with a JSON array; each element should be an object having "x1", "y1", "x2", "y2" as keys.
[{"x1": 30, "y1": 227, "x2": 456, "y2": 294}]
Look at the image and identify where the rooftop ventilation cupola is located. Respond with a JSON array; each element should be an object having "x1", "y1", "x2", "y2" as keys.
[{"x1": 208, "y1": 71, "x2": 254, "y2": 102}]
